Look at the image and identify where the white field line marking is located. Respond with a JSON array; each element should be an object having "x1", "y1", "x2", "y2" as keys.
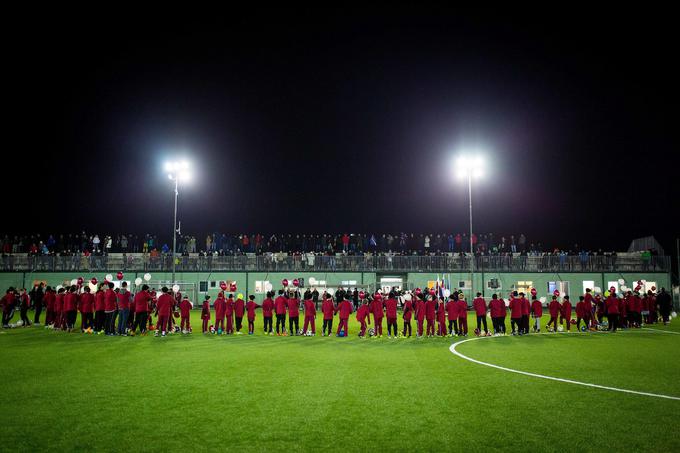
[
  {"x1": 449, "y1": 335, "x2": 680, "y2": 401},
  {"x1": 642, "y1": 327, "x2": 680, "y2": 335}
]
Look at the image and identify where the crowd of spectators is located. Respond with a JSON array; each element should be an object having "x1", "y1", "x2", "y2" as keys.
[{"x1": 0, "y1": 232, "x2": 662, "y2": 260}]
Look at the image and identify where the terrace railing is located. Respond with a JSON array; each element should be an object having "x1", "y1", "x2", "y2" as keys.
[{"x1": 1, "y1": 253, "x2": 670, "y2": 274}]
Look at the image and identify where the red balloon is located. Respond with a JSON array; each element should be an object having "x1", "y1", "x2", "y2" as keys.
[
  {"x1": 219, "y1": 281, "x2": 227, "y2": 290},
  {"x1": 429, "y1": 289, "x2": 436, "y2": 296},
  {"x1": 637, "y1": 280, "x2": 643, "y2": 286},
  {"x1": 77, "y1": 277, "x2": 84, "y2": 285},
  {"x1": 293, "y1": 279, "x2": 300, "y2": 287},
  {"x1": 415, "y1": 288, "x2": 422, "y2": 295},
  {"x1": 90, "y1": 277, "x2": 98, "y2": 285},
  {"x1": 117, "y1": 272, "x2": 124, "y2": 280},
  {"x1": 230, "y1": 283, "x2": 237, "y2": 292},
  {"x1": 553, "y1": 289, "x2": 560, "y2": 297},
  {"x1": 359, "y1": 291, "x2": 365, "y2": 299},
  {"x1": 282, "y1": 279, "x2": 289, "y2": 287},
  {"x1": 635, "y1": 285, "x2": 641, "y2": 292},
  {"x1": 530, "y1": 288, "x2": 537, "y2": 296},
  {"x1": 651, "y1": 286, "x2": 656, "y2": 291}
]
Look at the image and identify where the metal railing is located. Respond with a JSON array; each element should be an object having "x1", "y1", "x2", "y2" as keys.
[{"x1": 0, "y1": 253, "x2": 670, "y2": 273}]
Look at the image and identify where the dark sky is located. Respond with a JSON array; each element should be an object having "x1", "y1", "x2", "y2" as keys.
[{"x1": 6, "y1": 7, "x2": 679, "y2": 253}]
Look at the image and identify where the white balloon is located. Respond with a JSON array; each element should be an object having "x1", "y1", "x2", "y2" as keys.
[
  {"x1": 404, "y1": 293, "x2": 412, "y2": 301},
  {"x1": 105, "y1": 274, "x2": 113, "y2": 282},
  {"x1": 539, "y1": 297, "x2": 546, "y2": 304},
  {"x1": 135, "y1": 277, "x2": 143, "y2": 286},
  {"x1": 593, "y1": 287, "x2": 601, "y2": 294},
  {"x1": 70, "y1": 279, "x2": 78, "y2": 286},
  {"x1": 143, "y1": 273, "x2": 152, "y2": 282},
  {"x1": 443, "y1": 289, "x2": 451, "y2": 298},
  {"x1": 172, "y1": 284, "x2": 180, "y2": 293},
  {"x1": 56, "y1": 285, "x2": 63, "y2": 291},
  {"x1": 618, "y1": 278, "x2": 625, "y2": 285}
]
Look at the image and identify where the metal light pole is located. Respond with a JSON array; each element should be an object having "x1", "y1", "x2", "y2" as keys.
[
  {"x1": 455, "y1": 155, "x2": 483, "y2": 301},
  {"x1": 468, "y1": 172, "x2": 474, "y2": 298},
  {"x1": 172, "y1": 176, "x2": 178, "y2": 285},
  {"x1": 165, "y1": 160, "x2": 191, "y2": 286}
]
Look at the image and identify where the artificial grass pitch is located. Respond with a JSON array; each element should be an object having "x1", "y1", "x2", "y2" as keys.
[{"x1": 1, "y1": 312, "x2": 679, "y2": 452}]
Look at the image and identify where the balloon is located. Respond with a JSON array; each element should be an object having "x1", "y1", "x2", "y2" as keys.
[
  {"x1": 635, "y1": 285, "x2": 641, "y2": 292},
  {"x1": 593, "y1": 286, "x2": 601, "y2": 294},
  {"x1": 415, "y1": 288, "x2": 422, "y2": 295},
  {"x1": 429, "y1": 289, "x2": 436, "y2": 296},
  {"x1": 220, "y1": 281, "x2": 227, "y2": 290},
  {"x1": 293, "y1": 279, "x2": 300, "y2": 287},
  {"x1": 70, "y1": 278, "x2": 78, "y2": 286},
  {"x1": 443, "y1": 289, "x2": 451, "y2": 298},
  {"x1": 359, "y1": 291, "x2": 365, "y2": 299},
  {"x1": 77, "y1": 277, "x2": 84, "y2": 286},
  {"x1": 56, "y1": 285, "x2": 63, "y2": 291},
  {"x1": 117, "y1": 272, "x2": 124, "y2": 280},
  {"x1": 604, "y1": 290, "x2": 610, "y2": 297},
  {"x1": 230, "y1": 283, "x2": 237, "y2": 292},
  {"x1": 637, "y1": 280, "x2": 643, "y2": 286},
  {"x1": 90, "y1": 277, "x2": 98, "y2": 285},
  {"x1": 530, "y1": 288, "x2": 537, "y2": 296},
  {"x1": 134, "y1": 277, "x2": 142, "y2": 286},
  {"x1": 105, "y1": 274, "x2": 113, "y2": 282},
  {"x1": 539, "y1": 297, "x2": 546, "y2": 303},
  {"x1": 403, "y1": 293, "x2": 412, "y2": 301},
  {"x1": 651, "y1": 286, "x2": 656, "y2": 291},
  {"x1": 308, "y1": 277, "x2": 317, "y2": 285},
  {"x1": 143, "y1": 273, "x2": 152, "y2": 282},
  {"x1": 237, "y1": 293, "x2": 244, "y2": 300},
  {"x1": 618, "y1": 278, "x2": 625, "y2": 285},
  {"x1": 553, "y1": 289, "x2": 560, "y2": 297},
  {"x1": 282, "y1": 279, "x2": 289, "y2": 287},
  {"x1": 172, "y1": 284, "x2": 180, "y2": 293}
]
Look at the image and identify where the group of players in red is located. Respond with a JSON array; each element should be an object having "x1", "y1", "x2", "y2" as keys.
[{"x1": 2, "y1": 283, "x2": 670, "y2": 338}]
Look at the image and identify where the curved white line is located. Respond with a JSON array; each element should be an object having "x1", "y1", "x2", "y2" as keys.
[
  {"x1": 642, "y1": 327, "x2": 680, "y2": 335},
  {"x1": 449, "y1": 335, "x2": 680, "y2": 401}
]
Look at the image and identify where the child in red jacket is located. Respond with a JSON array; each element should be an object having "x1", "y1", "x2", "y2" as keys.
[
  {"x1": 180, "y1": 295, "x2": 193, "y2": 333},
  {"x1": 201, "y1": 295, "x2": 211, "y2": 333}
]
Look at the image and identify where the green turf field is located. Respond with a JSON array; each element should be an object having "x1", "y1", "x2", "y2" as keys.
[{"x1": 1, "y1": 311, "x2": 679, "y2": 452}]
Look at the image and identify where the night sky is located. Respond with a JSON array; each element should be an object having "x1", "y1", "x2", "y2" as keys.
[{"x1": 6, "y1": 7, "x2": 678, "y2": 253}]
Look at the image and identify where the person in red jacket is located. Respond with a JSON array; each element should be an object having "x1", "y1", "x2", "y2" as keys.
[
  {"x1": 43, "y1": 287, "x2": 55, "y2": 327},
  {"x1": 384, "y1": 293, "x2": 399, "y2": 338},
  {"x1": 560, "y1": 296, "x2": 572, "y2": 331},
  {"x1": 2, "y1": 288, "x2": 16, "y2": 327},
  {"x1": 646, "y1": 290, "x2": 657, "y2": 324},
  {"x1": 547, "y1": 295, "x2": 560, "y2": 331},
  {"x1": 201, "y1": 295, "x2": 211, "y2": 333},
  {"x1": 18, "y1": 288, "x2": 31, "y2": 327},
  {"x1": 629, "y1": 291, "x2": 641, "y2": 327},
  {"x1": 446, "y1": 295, "x2": 459, "y2": 336},
  {"x1": 371, "y1": 294, "x2": 384, "y2": 337},
  {"x1": 154, "y1": 287, "x2": 173, "y2": 336},
  {"x1": 575, "y1": 296, "x2": 587, "y2": 331},
  {"x1": 488, "y1": 294, "x2": 505, "y2": 335},
  {"x1": 437, "y1": 297, "x2": 447, "y2": 336},
  {"x1": 583, "y1": 288, "x2": 595, "y2": 328},
  {"x1": 530, "y1": 296, "x2": 543, "y2": 333},
  {"x1": 605, "y1": 291, "x2": 619, "y2": 331},
  {"x1": 180, "y1": 295, "x2": 192, "y2": 333},
  {"x1": 234, "y1": 294, "x2": 245, "y2": 334},
  {"x1": 472, "y1": 292, "x2": 488, "y2": 335},
  {"x1": 104, "y1": 282, "x2": 117, "y2": 335},
  {"x1": 53, "y1": 288, "x2": 64, "y2": 330},
  {"x1": 287, "y1": 292, "x2": 300, "y2": 335},
  {"x1": 520, "y1": 293, "x2": 530, "y2": 335},
  {"x1": 93, "y1": 285, "x2": 106, "y2": 333},
  {"x1": 213, "y1": 292, "x2": 226, "y2": 333},
  {"x1": 619, "y1": 294, "x2": 628, "y2": 328},
  {"x1": 62, "y1": 286, "x2": 78, "y2": 332},
  {"x1": 356, "y1": 299, "x2": 371, "y2": 337},
  {"x1": 456, "y1": 294, "x2": 468, "y2": 336},
  {"x1": 274, "y1": 290, "x2": 288, "y2": 336},
  {"x1": 509, "y1": 291, "x2": 523, "y2": 335},
  {"x1": 225, "y1": 294, "x2": 235, "y2": 334},
  {"x1": 133, "y1": 285, "x2": 152, "y2": 335},
  {"x1": 116, "y1": 282, "x2": 132, "y2": 336},
  {"x1": 415, "y1": 294, "x2": 426, "y2": 337},
  {"x1": 246, "y1": 295, "x2": 260, "y2": 335},
  {"x1": 425, "y1": 295, "x2": 437, "y2": 337},
  {"x1": 303, "y1": 296, "x2": 316, "y2": 335},
  {"x1": 79, "y1": 286, "x2": 95, "y2": 331},
  {"x1": 402, "y1": 294, "x2": 413, "y2": 337},
  {"x1": 321, "y1": 294, "x2": 335, "y2": 336},
  {"x1": 335, "y1": 296, "x2": 353, "y2": 336},
  {"x1": 261, "y1": 292, "x2": 274, "y2": 335}
]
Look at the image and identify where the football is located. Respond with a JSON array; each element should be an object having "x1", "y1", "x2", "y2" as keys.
[
  {"x1": 306, "y1": 330, "x2": 313, "y2": 336},
  {"x1": 557, "y1": 325, "x2": 564, "y2": 332},
  {"x1": 368, "y1": 328, "x2": 375, "y2": 337}
]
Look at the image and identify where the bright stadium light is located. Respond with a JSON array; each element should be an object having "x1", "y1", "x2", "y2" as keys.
[{"x1": 164, "y1": 159, "x2": 193, "y2": 286}]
